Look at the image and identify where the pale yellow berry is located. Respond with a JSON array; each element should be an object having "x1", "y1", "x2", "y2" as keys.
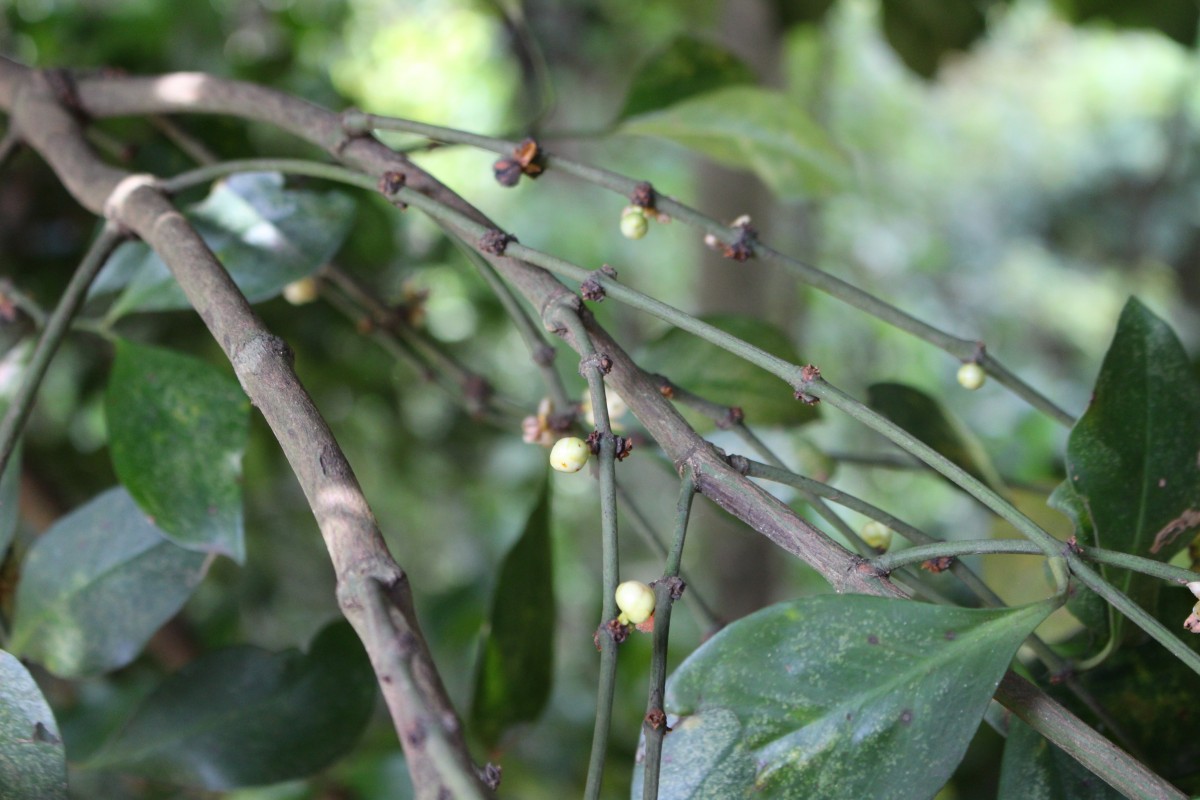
[
  {"x1": 957, "y1": 362, "x2": 986, "y2": 390},
  {"x1": 282, "y1": 276, "x2": 320, "y2": 305},
  {"x1": 860, "y1": 521, "x2": 893, "y2": 552},
  {"x1": 550, "y1": 437, "x2": 590, "y2": 473},
  {"x1": 615, "y1": 580, "x2": 656, "y2": 625},
  {"x1": 620, "y1": 208, "x2": 649, "y2": 240}
]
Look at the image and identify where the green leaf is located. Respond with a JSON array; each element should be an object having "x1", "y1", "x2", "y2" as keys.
[
  {"x1": 638, "y1": 314, "x2": 819, "y2": 427},
  {"x1": 0, "y1": 650, "x2": 67, "y2": 799},
  {"x1": 997, "y1": 717, "x2": 1123, "y2": 800},
  {"x1": 867, "y1": 382, "x2": 1005, "y2": 493},
  {"x1": 94, "y1": 172, "x2": 354, "y2": 318},
  {"x1": 880, "y1": 0, "x2": 989, "y2": 78},
  {"x1": 635, "y1": 594, "x2": 1052, "y2": 799},
  {"x1": 618, "y1": 36, "x2": 756, "y2": 120},
  {"x1": 470, "y1": 476, "x2": 555, "y2": 747},
  {"x1": 1065, "y1": 298, "x2": 1200, "y2": 640},
  {"x1": 0, "y1": 438, "x2": 19, "y2": 556},
  {"x1": 8, "y1": 487, "x2": 209, "y2": 678},
  {"x1": 106, "y1": 341, "x2": 250, "y2": 562},
  {"x1": 85, "y1": 621, "x2": 376, "y2": 790},
  {"x1": 620, "y1": 87, "x2": 849, "y2": 199}
]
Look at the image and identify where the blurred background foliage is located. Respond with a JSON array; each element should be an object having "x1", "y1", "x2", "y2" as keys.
[{"x1": 2, "y1": 0, "x2": 1199, "y2": 797}]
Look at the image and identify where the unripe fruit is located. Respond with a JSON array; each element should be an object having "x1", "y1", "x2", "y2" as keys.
[
  {"x1": 957, "y1": 362, "x2": 986, "y2": 390},
  {"x1": 620, "y1": 208, "x2": 649, "y2": 239},
  {"x1": 860, "y1": 520, "x2": 892, "y2": 552},
  {"x1": 550, "y1": 437, "x2": 590, "y2": 473},
  {"x1": 283, "y1": 276, "x2": 319, "y2": 305},
  {"x1": 615, "y1": 580, "x2": 656, "y2": 625}
]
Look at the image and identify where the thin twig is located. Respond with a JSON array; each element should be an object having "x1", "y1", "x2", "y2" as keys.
[
  {"x1": 641, "y1": 469, "x2": 696, "y2": 800},
  {"x1": 0, "y1": 225, "x2": 125, "y2": 476}
]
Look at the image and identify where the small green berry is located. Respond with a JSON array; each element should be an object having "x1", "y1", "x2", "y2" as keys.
[
  {"x1": 860, "y1": 520, "x2": 892, "y2": 552},
  {"x1": 957, "y1": 362, "x2": 986, "y2": 390},
  {"x1": 550, "y1": 436, "x2": 590, "y2": 473},
  {"x1": 620, "y1": 208, "x2": 648, "y2": 240},
  {"x1": 615, "y1": 580, "x2": 656, "y2": 625}
]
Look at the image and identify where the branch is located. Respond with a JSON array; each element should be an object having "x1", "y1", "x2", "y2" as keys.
[{"x1": 6, "y1": 64, "x2": 493, "y2": 800}]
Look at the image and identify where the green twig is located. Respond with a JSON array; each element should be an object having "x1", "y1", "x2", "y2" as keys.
[
  {"x1": 348, "y1": 113, "x2": 1074, "y2": 426},
  {"x1": 616, "y1": 483, "x2": 720, "y2": 633},
  {"x1": 556, "y1": 309, "x2": 621, "y2": 800},
  {"x1": 641, "y1": 469, "x2": 696, "y2": 800},
  {"x1": 0, "y1": 225, "x2": 125, "y2": 475}
]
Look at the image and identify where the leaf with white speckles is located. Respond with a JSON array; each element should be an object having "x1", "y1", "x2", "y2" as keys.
[{"x1": 634, "y1": 594, "x2": 1053, "y2": 800}]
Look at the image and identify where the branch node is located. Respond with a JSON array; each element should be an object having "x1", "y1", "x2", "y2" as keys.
[
  {"x1": 793, "y1": 363, "x2": 822, "y2": 405},
  {"x1": 478, "y1": 228, "x2": 516, "y2": 255},
  {"x1": 594, "y1": 618, "x2": 630, "y2": 649},
  {"x1": 579, "y1": 352, "x2": 613, "y2": 376},
  {"x1": 493, "y1": 137, "x2": 543, "y2": 187},
  {"x1": 703, "y1": 214, "x2": 756, "y2": 261}
]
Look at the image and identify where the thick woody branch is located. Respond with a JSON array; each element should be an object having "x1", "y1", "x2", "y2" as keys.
[{"x1": 6, "y1": 65, "x2": 491, "y2": 800}]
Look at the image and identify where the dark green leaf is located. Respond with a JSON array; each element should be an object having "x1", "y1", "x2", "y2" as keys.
[
  {"x1": 1058, "y1": 0, "x2": 1198, "y2": 47},
  {"x1": 106, "y1": 341, "x2": 250, "y2": 561},
  {"x1": 618, "y1": 36, "x2": 756, "y2": 120},
  {"x1": 880, "y1": 0, "x2": 989, "y2": 78},
  {"x1": 635, "y1": 595, "x2": 1051, "y2": 799},
  {"x1": 85, "y1": 621, "x2": 376, "y2": 790},
  {"x1": 867, "y1": 382, "x2": 1005, "y2": 492},
  {"x1": 997, "y1": 717, "x2": 1124, "y2": 800},
  {"x1": 0, "y1": 438, "x2": 19, "y2": 556},
  {"x1": 1065, "y1": 298, "x2": 1200, "y2": 641},
  {"x1": 0, "y1": 650, "x2": 67, "y2": 799},
  {"x1": 638, "y1": 314, "x2": 819, "y2": 427},
  {"x1": 620, "y1": 87, "x2": 849, "y2": 199},
  {"x1": 94, "y1": 172, "x2": 354, "y2": 318},
  {"x1": 470, "y1": 476, "x2": 554, "y2": 747},
  {"x1": 769, "y1": 0, "x2": 838, "y2": 28},
  {"x1": 8, "y1": 487, "x2": 208, "y2": 678}
]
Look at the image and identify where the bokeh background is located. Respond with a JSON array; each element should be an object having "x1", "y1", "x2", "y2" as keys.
[{"x1": 3, "y1": 0, "x2": 1199, "y2": 797}]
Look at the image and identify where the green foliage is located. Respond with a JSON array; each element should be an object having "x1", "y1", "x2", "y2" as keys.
[
  {"x1": 620, "y1": 87, "x2": 849, "y2": 199},
  {"x1": 0, "y1": 650, "x2": 67, "y2": 799},
  {"x1": 1064, "y1": 298, "x2": 1200, "y2": 645},
  {"x1": 639, "y1": 314, "x2": 819, "y2": 427},
  {"x1": 93, "y1": 172, "x2": 355, "y2": 318},
  {"x1": 867, "y1": 382, "x2": 1005, "y2": 492},
  {"x1": 880, "y1": 0, "x2": 992, "y2": 78},
  {"x1": 84, "y1": 622, "x2": 376, "y2": 791},
  {"x1": 470, "y1": 475, "x2": 556, "y2": 748},
  {"x1": 106, "y1": 341, "x2": 250, "y2": 562},
  {"x1": 1057, "y1": 0, "x2": 1199, "y2": 46},
  {"x1": 7, "y1": 487, "x2": 208, "y2": 678},
  {"x1": 635, "y1": 595, "x2": 1052, "y2": 799},
  {"x1": 618, "y1": 36, "x2": 756, "y2": 121}
]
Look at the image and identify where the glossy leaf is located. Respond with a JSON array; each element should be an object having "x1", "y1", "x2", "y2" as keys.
[
  {"x1": 106, "y1": 341, "x2": 249, "y2": 561},
  {"x1": 470, "y1": 477, "x2": 555, "y2": 747},
  {"x1": 0, "y1": 650, "x2": 67, "y2": 799},
  {"x1": 8, "y1": 487, "x2": 209, "y2": 678},
  {"x1": 997, "y1": 717, "x2": 1123, "y2": 800},
  {"x1": 638, "y1": 314, "x2": 819, "y2": 427},
  {"x1": 85, "y1": 621, "x2": 376, "y2": 790},
  {"x1": 867, "y1": 382, "x2": 1005, "y2": 493},
  {"x1": 94, "y1": 172, "x2": 354, "y2": 318},
  {"x1": 1064, "y1": 299, "x2": 1200, "y2": 640},
  {"x1": 0, "y1": 438, "x2": 19, "y2": 556},
  {"x1": 621, "y1": 87, "x2": 848, "y2": 199},
  {"x1": 618, "y1": 36, "x2": 756, "y2": 120},
  {"x1": 635, "y1": 595, "x2": 1051, "y2": 799},
  {"x1": 880, "y1": 0, "x2": 988, "y2": 78}
]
